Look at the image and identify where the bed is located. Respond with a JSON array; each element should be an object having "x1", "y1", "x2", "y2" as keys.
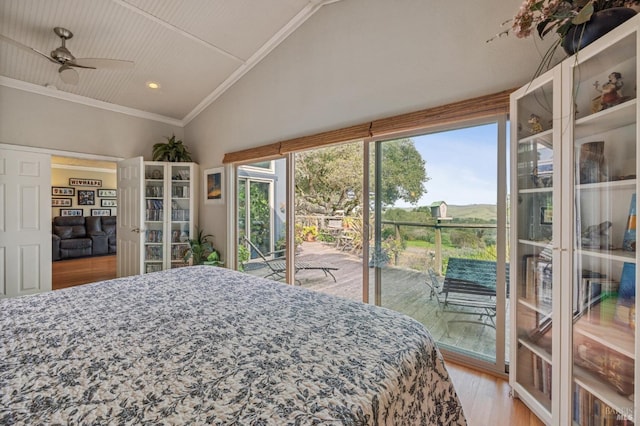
[{"x1": 1, "y1": 266, "x2": 466, "y2": 425}]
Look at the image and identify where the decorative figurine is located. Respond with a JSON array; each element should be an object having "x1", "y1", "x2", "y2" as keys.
[
  {"x1": 581, "y1": 221, "x2": 613, "y2": 249},
  {"x1": 528, "y1": 114, "x2": 543, "y2": 134},
  {"x1": 592, "y1": 72, "x2": 628, "y2": 113}
]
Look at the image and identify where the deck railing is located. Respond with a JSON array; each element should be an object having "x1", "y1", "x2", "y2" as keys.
[{"x1": 296, "y1": 214, "x2": 501, "y2": 275}]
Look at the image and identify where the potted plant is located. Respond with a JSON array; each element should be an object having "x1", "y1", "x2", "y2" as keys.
[
  {"x1": 302, "y1": 225, "x2": 318, "y2": 242},
  {"x1": 203, "y1": 250, "x2": 223, "y2": 267},
  {"x1": 152, "y1": 134, "x2": 193, "y2": 162},
  {"x1": 237, "y1": 244, "x2": 250, "y2": 271},
  {"x1": 183, "y1": 228, "x2": 214, "y2": 265}
]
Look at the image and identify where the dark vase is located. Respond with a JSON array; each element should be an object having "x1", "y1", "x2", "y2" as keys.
[{"x1": 562, "y1": 7, "x2": 636, "y2": 55}]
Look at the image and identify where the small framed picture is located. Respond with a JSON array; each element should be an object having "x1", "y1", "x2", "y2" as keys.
[
  {"x1": 78, "y1": 190, "x2": 95, "y2": 205},
  {"x1": 60, "y1": 208, "x2": 83, "y2": 217},
  {"x1": 101, "y1": 199, "x2": 117, "y2": 207},
  {"x1": 52, "y1": 198, "x2": 72, "y2": 207},
  {"x1": 69, "y1": 178, "x2": 102, "y2": 187},
  {"x1": 540, "y1": 206, "x2": 553, "y2": 225},
  {"x1": 98, "y1": 189, "x2": 117, "y2": 197},
  {"x1": 204, "y1": 167, "x2": 224, "y2": 205},
  {"x1": 91, "y1": 209, "x2": 111, "y2": 216},
  {"x1": 52, "y1": 187, "x2": 74, "y2": 196}
]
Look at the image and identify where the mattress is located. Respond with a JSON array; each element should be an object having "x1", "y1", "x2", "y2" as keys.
[{"x1": 1, "y1": 265, "x2": 466, "y2": 425}]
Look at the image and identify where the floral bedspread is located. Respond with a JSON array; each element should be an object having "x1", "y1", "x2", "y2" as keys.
[{"x1": 1, "y1": 266, "x2": 466, "y2": 425}]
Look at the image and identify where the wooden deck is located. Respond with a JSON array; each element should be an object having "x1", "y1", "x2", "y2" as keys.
[{"x1": 246, "y1": 241, "x2": 509, "y2": 361}]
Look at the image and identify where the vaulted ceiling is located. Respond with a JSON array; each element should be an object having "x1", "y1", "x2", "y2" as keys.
[{"x1": 0, "y1": 0, "x2": 338, "y2": 123}]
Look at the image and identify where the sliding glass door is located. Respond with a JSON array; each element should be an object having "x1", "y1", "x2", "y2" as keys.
[
  {"x1": 233, "y1": 118, "x2": 508, "y2": 372},
  {"x1": 292, "y1": 142, "x2": 365, "y2": 300},
  {"x1": 237, "y1": 160, "x2": 287, "y2": 271},
  {"x1": 368, "y1": 120, "x2": 508, "y2": 368}
]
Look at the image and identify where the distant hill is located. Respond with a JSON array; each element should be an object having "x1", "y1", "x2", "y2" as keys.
[{"x1": 444, "y1": 204, "x2": 496, "y2": 221}]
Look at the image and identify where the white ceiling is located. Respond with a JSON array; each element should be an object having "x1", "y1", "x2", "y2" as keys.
[{"x1": 0, "y1": 0, "x2": 337, "y2": 123}]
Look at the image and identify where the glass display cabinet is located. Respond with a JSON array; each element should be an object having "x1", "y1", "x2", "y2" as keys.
[
  {"x1": 143, "y1": 162, "x2": 198, "y2": 273},
  {"x1": 511, "y1": 15, "x2": 639, "y2": 426}
]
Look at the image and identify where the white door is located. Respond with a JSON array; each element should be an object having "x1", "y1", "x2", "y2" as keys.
[
  {"x1": 117, "y1": 157, "x2": 143, "y2": 277},
  {"x1": 0, "y1": 148, "x2": 51, "y2": 297}
]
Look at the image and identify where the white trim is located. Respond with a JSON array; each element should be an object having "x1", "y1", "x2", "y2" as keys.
[
  {"x1": 0, "y1": 76, "x2": 183, "y2": 127},
  {"x1": 0, "y1": 142, "x2": 123, "y2": 162},
  {"x1": 182, "y1": 0, "x2": 342, "y2": 125},
  {"x1": 225, "y1": 163, "x2": 236, "y2": 270},
  {"x1": 51, "y1": 164, "x2": 117, "y2": 174}
]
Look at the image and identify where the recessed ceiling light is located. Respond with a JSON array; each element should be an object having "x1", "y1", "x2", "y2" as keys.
[{"x1": 147, "y1": 81, "x2": 160, "y2": 89}]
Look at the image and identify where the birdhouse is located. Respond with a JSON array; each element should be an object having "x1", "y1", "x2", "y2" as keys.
[{"x1": 430, "y1": 201, "x2": 448, "y2": 219}]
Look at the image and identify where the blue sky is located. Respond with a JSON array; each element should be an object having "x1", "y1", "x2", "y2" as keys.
[{"x1": 393, "y1": 123, "x2": 501, "y2": 207}]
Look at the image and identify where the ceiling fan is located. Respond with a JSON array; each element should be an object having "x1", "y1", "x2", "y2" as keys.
[{"x1": 0, "y1": 27, "x2": 134, "y2": 85}]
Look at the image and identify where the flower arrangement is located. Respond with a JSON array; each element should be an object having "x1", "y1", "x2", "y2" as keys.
[
  {"x1": 491, "y1": 1, "x2": 639, "y2": 75},
  {"x1": 512, "y1": 0, "x2": 638, "y2": 40}
]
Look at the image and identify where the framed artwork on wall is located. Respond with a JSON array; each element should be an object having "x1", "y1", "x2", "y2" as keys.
[
  {"x1": 78, "y1": 190, "x2": 95, "y2": 205},
  {"x1": 91, "y1": 209, "x2": 111, "y2": 216},
  {"x1": 60, "y1": 209, "x2": 83, "y2": 217},
  {"x1": 101, "y1": 199, "x2": 117, "y2": 207},
  {"x1": 204, "y1": 167, "x2": 224, "y2": 205},
  {"x1": 51, "y1": 198, "x2": 72, "y2": 207},
  {"x1": 540, "y1": 206, "x2": 553, "y2": 225},
  {"x1": 98, "y1": 189, "x2": 117, "y2": 197},
  {"x1": 52, "y1": 187, "x2": 75, "y2": 196}
]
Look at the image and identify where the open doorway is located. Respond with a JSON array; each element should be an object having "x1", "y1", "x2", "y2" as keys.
[{"x1": 51, "y1": 156, "x2": 118, "y2": 289}]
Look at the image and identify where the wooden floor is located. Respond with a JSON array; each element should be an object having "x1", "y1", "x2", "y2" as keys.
[
  {"x1": 447, "y1": 361, "x2": 545, "y2": 426},
  {"x1": 52, "y1": 254, "x2": 117, "y2": 290},
  {"x1": 51, "y1": 252, "x2": 542, "y2": 425}
]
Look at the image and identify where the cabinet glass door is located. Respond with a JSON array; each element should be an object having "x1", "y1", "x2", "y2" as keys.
[
  {"x1": 144, "y1": 163, "x2": 165, "y2": 273},
  {"x1": 512, "y1": 74, "x2": 556, "y2": 421},
  {"x1": 569, "y1": 31, "x2": 637, "y2": 425},
  {"x1": 169, "y1": 164, "x2": 191, "y2": 268}
]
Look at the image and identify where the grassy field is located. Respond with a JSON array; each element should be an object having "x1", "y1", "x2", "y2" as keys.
[{"x1": 445, "y1": 204, "x2": 496, "y2": 221}]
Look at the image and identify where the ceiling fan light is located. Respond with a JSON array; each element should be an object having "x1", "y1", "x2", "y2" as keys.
[{"x1": 59, "y1": 64, "x2": 79, "y2": 85}]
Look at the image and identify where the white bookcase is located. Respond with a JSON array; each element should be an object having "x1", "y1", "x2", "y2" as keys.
[
  {"x1": 510, "y1": 15, "x2": 639, "y2": 425},
  {"x1": 143, "y1": 162, "x2": 198, "y2": 274}
]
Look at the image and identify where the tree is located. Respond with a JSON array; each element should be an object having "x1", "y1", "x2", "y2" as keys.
[{"x1": 295, "y1": 138, "x2": 428, "y2": 215}]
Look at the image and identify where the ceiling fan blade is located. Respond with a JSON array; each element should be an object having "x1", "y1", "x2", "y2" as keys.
[
  {"x1": 72, "y1": 58, "x2": 134, "y2": 70},
  {"x1": 0, "y1": 34, "x2": 59, "y2": 64},
  {"x1": 58, "y1": 65, "x2": 79, "y2": 85}
]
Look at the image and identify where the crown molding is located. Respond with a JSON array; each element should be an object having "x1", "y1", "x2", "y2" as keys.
[
  {"x1": 51, "y1": 163, "x2": 116, "y2": 174},
  {"x1": 0, "y1": 142, "x2": 123, "y2": 162},
  {"x1": 0, "y1": 76, "x2": 184, "y2": 127}
]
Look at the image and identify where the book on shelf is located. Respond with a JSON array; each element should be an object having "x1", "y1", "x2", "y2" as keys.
[
  {"x1": 573, "y1": 384, "x2": 634, "y2": 426},
  {"x1": 614, "y1": 263, "x2": 636, "y2": 331},
  {"x1": 531, "y1": 352, "x2": 552, "y2": 399},
  {"x1": 622, "y1": 193, "x2": 636, "y2": 252},
  {"x1": 575, "y1": 334, "x2": 635, "y2": 397},
  {"x1": 522, "y1": 254, "x2": 552, "y2": 311}
]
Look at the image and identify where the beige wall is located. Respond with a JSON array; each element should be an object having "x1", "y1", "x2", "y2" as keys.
[
  {"x1": 51, "y1": 167, "x2": 117, "y2": 218},
  {"x1": 0, "y1": 85, "x2": 183, "y2": 159}
]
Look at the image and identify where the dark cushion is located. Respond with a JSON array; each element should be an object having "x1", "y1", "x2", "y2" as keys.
[
  {"x1": 85, "y1": 216, "x2": 103, "y2": 234},
  {"x1": 60, "y1": 238, "x2": 92, "y2": 250},
  {"x1": 101, "y1": 216, "x2": 116, "y2": 236},
  {"x1": 53, "y1": 216, "x2": 87, "y2": 239},
  {"x1": 53, "y1": 216, "x2": 85, "y2": 227}
]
